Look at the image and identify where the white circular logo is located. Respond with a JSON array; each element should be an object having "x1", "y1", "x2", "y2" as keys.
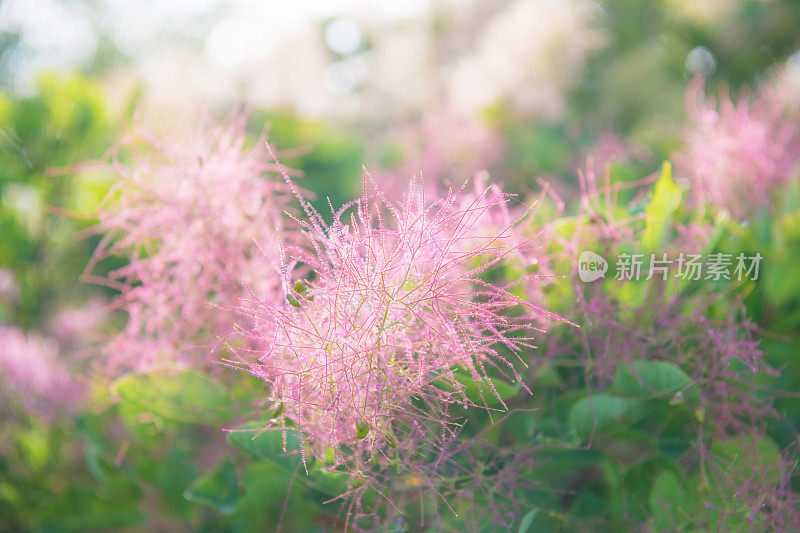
[{"x1": 578, "y1": 251, "x2": 608, "y2": 282}]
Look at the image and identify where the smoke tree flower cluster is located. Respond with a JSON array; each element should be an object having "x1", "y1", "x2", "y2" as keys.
[
  {"x1": 86, "y1": 113, "x2": 292, "y2": 370},
  {"x1": 6, "y1": 7, "x2": 800, "y2": 527},
  {"x1": 678, "y1": 77, "x2": 800, "y2": 219},
  {"x1": 48, "y1": 298, "x2": 107, "y2": 350},
  {"x1": 0, "y1": 325, "x2": 84, "y2": 419},
  {"x1": 232, "y1": 165, "x2": 558, "y2": 494}
]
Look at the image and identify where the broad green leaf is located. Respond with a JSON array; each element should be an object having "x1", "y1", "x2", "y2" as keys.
[
  {"x1": 711, "y1": 435, "x2": 782, "y2": 488},
  {"x1": 184, "y1": 460, "x2": 239, "y2": 515},
  {"x1": 781, "y1": 208, "x2": 800, "y2": 240},
  {"x1": 612, "y1": 360, "x2": 690, "y2": 397},
  {"x1": 307, "y1": 468, "x2": 350, "y2": 499},
  {"x1": 233, "y1": 462, "x2": 315, "y2": 531},
  {"x1": 227, "y1": 422, "x2": 303, "y2": 473},
  {"x1": 568, "y1": 394, "x2": 643, "y2": 441},
  {"x1": 569, "y1": 490, "x2": 608, "y2": 519},
  {"x1": 528, "y1": 448, "x2": 601, "y2": 483},
  {"x1": 620, "y1": 457, "x2": 680, "y2": 521},
  {"x1": 154, "y1": 449, "x2": 197, "y2": 516},
  {"x1": 642, "y1": 162, "x2": 681, "y2": 251},
  {"x1": 649, "y1": 470, "x2": 687, "y2": 531}
]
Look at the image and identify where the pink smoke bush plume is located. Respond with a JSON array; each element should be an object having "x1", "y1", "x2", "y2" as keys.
[
  {"x1": 87, "y1": 113, "x2": 292, "y2": 370},
  {"x1": 678, "y1": 77, "x2": 800, "y2": 219},
  {"x1": 0, "y1": 325, "x2": 84, "y2": 419},
  {"x1": 49, "y1": 298, "x2": 107, "y2": 350},
  {"x1": 233, "y1": 160, "x2": 561, "y2": 486}
]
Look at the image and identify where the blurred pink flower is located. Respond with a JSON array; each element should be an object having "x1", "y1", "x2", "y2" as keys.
[
  {"x1": 375, "y1": 109, "x2": 502, "y2": 200},
  {"x1": 577, "y1": 132, "x2": 651, "y2": 174},
  {"x1": 674, "y1": 221, "x2": 715, "y2": 254},
  {"x1": 678, "y1": 77, "x2": 800, "y2": 219},
  {"x1": 589, "y1": 133, "x2": 631, "y2": 168},
  {"x1": 764, "y1": 53, "x2": 800, "y2": 122},
  {"x1": 235, "y1": 170, "x2": 558, "y2": 466},
  {"x1": 49, "y1": 298, "x2": 107, "y2": 349},
  {"x1": 0, "y1": 325, "x2": 83, "y2": 419},
  {"x1": 88, "y1": 112, "x2": 293, "y2": 370}
]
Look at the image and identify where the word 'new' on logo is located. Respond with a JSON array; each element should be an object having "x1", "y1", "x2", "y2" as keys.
[{"x1": 578, "y1": 251, "x2": 608, "y2": 282}]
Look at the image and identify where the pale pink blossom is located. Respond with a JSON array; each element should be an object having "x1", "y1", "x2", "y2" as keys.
[
  {"x1": 678, "y1": 77, "x2": 800, "y2": 219},
  {"x1": 88, "y1": 112, "x2": 292, "y2": 370},
  {"x1": 0, "y1": 325, "x2": 83, "y2": 418},
  {"x1": 49, "y1": 298, "x2": 107, "y2": 349},
  {"x1": 235, "y1": 168, "x2": 559, "y2": 469}
]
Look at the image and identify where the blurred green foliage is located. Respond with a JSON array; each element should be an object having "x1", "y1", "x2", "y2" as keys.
[
  {"x1": 0, "y1": 74, "x2": 114, "y2": 328},
  {"x1": 248, "y1": 111, "x2": 364, "y2": 221}
]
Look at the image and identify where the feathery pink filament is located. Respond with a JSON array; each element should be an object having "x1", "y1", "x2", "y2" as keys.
[{"x1": 237, "y1": 170, "x2": 557, "y2": 464}]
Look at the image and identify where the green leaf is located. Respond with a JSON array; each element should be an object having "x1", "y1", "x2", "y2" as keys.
[
  {"x1": 568, "y1": 394, "x2": 643, "y2": 441},
  {"x1": 227, "y1": 422, "x2": 303, "y2": 473},
  {"x1": 184, "y1": 460, "x2": 240, "y2": 515},
  {"x1": 612, "y1": 360, "x2": 690, "y2": 398},
  {"x1": 711, "y1": 435, "x2": 782, "y2": 488},
  {"x1": 620, "y1": 457, "x2": 680, "y2": 521},
  {"x1": 111, "y1": 370, "x2": 236, "y2": 424},
  {"x1": 307, "y1": 468, "x2": 350, "y2": 499},
  {"x1": 154, "y1": 449, "x2": 197, "y2": 516},
  {"x1": 642, "y1": 162, "x2": 681, "y2": 251},
  {"x1": 234, "y1": 462, "x2": 315, "y2": 530},
  {"x1": 649, "y1": 470, "x2": 688, "y2": 531}
]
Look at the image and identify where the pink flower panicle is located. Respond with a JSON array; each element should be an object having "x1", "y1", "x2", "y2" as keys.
[
  {"x1": 234, "y1": 162, "x2": 559, "y2": 482},
  {"x1": 87, "y1": 112, "x2": 292, "y2": 370},
  {"x1": 678, "y1": 77, "x2": 800, "y2": 219},
  {"x1": 49, "y1": 299, "x2": 107, "y2": 350}
]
